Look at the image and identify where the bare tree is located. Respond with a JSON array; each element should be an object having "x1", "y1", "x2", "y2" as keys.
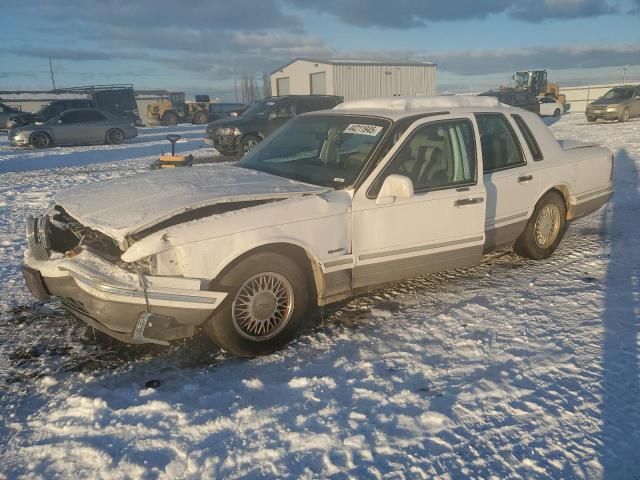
[
  {"x1": 240, "y1": 73, "x2": 261, "y2": 103},
  {"x1": 262, "y1": 72, "x2": 272, "y2": 98}
]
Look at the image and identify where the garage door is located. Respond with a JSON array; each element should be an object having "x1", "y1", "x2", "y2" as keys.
[
  {"x1": 310, "y1": 72, "x2": 326, "y2": 95},
  {"x1": 276, "y1": 77, "x2": 290, "y2": 96}
]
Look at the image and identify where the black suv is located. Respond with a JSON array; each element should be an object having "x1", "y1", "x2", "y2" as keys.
[
  {"x1": 35, "y1": 99, "x2": 95, "y2": 122},
  {"x1": 479, "y1": 89, "x2": 540, "y2": 115},
  {"x1": 207, "y1": 95, "x2": 343, "y2": 157}
]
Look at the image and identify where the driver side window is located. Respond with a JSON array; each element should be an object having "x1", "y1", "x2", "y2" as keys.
[
  {"x1": 272, "y1": 102, "x2": 295, "y2": 119},
  {"x1": 373, "y1": 120, "x2": 477, "y2": 195}
]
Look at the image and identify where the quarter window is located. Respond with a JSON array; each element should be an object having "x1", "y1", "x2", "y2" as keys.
[
  {"x1": 512, "y1": 114, "x2": 543, "y2": 161},
  {"x1": 476, "y1": 114, "x2": 525, "y2": 173},
  {"x1": 374, "y1": 120, "x2": 476, "y2": 194}
]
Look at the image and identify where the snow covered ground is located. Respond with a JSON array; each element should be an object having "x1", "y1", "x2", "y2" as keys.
[{"x1": 0, "y1": 116, "x2": 638, "y2": 479}]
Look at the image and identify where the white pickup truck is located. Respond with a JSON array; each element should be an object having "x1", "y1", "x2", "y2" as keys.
[{"x1": 23, "y1": 96, "x2": 614, "y2": 357}]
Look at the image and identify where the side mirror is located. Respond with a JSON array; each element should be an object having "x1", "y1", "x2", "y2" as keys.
[
  {"x1": 376, "y1": 174, "x2": 414, "y2": 205},
  {"x1": 56, "y1": 119, "x2": 63, "y2": 125},
  {"x1": 230, "y1": 112, "x2": 238, "y2": 117}
]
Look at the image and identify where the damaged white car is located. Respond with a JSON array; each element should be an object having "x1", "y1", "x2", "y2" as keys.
[{"x1": 23, "y1": 96, "x2": 614, "y2": 356}]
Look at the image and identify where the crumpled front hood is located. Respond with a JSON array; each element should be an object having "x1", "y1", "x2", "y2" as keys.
[{"x1": 55, "y1": 164, "x2": 329, "y2": 244}]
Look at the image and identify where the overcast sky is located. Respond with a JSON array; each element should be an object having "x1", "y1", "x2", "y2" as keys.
[{"x1": 1, "y1": 0, "x2": 639, "y2": 99}]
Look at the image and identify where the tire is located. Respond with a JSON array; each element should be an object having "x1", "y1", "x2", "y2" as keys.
[
  {"x1": 29, "y1": 131, "x2": 52, "y2": 149},
  {"x1": 240, "y1": 135, "x2": 260, "y2": 156},
  {"x1": 587, "y1": 117, "x2": 596, "y2": 123},
  {"x1": 191, "y1": 110, "x2": 208, "y2": 125},
  {"x1": 553, "y1": 109, "x2": 561, "y2": 118},
  {"x1": 161, "y1": 111, "x2": 179, "y2": 126},
  {"x1": 204, "y1": 252, "x2": 310, "y2": 357},
  {"x1": 106, "y1": 128, "x2": 125, "y2": 145},
  {"x1": 619, "y1": 108, "x2": 630, "y2": 123},
  {"x1": 514, "y1": 191, "x2": 567, "y2": 260}
]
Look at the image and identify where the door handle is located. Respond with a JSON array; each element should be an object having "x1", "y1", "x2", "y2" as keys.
[
  {"x1": 455, "y1": 197, "x2": 484, "y2": 207},
  {"x1": 518, "y1": 175, "x2": 533, "y2": 183}
]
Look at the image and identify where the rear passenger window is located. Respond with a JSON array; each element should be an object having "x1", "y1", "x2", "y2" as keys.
[
  {"x1": 376, "y1": 120, "x2": 476, "y2": 193},
  {"x1": 476, "y1": 114, "x2": 525, "y2": 173},
  {"x1": 512, "y1": 114, "x2": 543, "y2": 161}
]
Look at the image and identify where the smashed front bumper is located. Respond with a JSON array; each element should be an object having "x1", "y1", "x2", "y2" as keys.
[{"x1": 23, "y1": 248, "x2": 227, "y2": 345}]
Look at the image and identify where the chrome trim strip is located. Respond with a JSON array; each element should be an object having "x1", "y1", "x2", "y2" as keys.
[
  {"x1": 485, "y1": 211, "x2": 528, "y2": 229},
  {"x1": 358, "y1": 236, "x2": 484, "y2": 261},
  {"x1": 576, "y1": 186, "x2": 614, "y2": 201},
  {"x1": 69, "y1": 273, "x2": 220, "y2": 305},
  {"x1": 323, "y1": 258, "x2": 354, "y2": 268}
]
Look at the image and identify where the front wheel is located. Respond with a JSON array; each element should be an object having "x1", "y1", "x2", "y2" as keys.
[
  {"x1": 587, "y1": 116, "x2": 596, "y2": 123},
  {"x1": 514, "y1": 191, "x2": 567, "y2": 260},
  {"x1": 240, "y1": 135, "x2": 260, "y2": 156},
  {"x1": 619, "y1": 109, "x2": 630, "y2": 123},
  {"x1": 29, "y1": 132, "x2": 51, "y2": 149},
  {"x1": 204, "y1": 252, "x2": 310, "y2": 357}
]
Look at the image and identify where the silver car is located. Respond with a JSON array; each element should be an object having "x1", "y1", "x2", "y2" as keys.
[
  {"x1": 9, "y1": 108, "x2": 138, "y2": 148},
  {"x1": 586, "y1": 85, "x2": 640, "y2": 123}
]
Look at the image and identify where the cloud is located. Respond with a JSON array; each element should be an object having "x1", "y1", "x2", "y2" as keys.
[{"x1": 285, "y1": 0, "x2": 621, "y2": 28}]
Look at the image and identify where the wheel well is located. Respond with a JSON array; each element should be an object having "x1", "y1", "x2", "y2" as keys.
[
  {"x1": 214, "y1": 243, "x2": 320, "y2": 302},
  {"x1": 548, "y1": 186, "x2": 570, "y2": 217}
]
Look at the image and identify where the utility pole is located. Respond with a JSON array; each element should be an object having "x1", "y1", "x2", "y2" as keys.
[
  {"x1": 48, "y1": 56, "x2": 56, "y2": 90},
  {"x1": 622, "y1": 64, "x2": 629, "y2": 84},
  {"x1": 233, "y1": 58, "x2": 238, "y2": 102}
]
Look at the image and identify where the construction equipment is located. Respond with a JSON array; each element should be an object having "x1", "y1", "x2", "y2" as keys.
[
  {"x1": 513, "y1": 70, "x2": 568, "y2": 108},
  {"x1": 146, "y1": 92, "x2": 213, "y2": 126},
  {"x1": 152, "y1": 134, "x2": 193, "y2": 169}
]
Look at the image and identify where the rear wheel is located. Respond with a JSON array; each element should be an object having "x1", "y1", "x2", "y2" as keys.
[
  {"x1": 204, "y1": 252, "x2": 310, "y2": 357},
  {"x1": 619, "y1": 108, "x2": 630, "y2": 123},
  {"x1": 553, "y1": 108, "x2": 561, "y2": 117},
  {"x1": 161, "y1": 111, "x2": 179, "y2": 126},
  {"x1": 106, "y1": 128, "x2": 125, "y2": 145},
  {"x1": 191, "y1": 110, "x2": 208, "y2": 125},
  {"x1": 587, "y1": 116, "x2": 596, "y2": 123},
  {"x1": 514, "y1": 191, "x2": 567, "y2": 260},
  {"x1": 29, "y1": 132, "x2": 51, "y2": 149}
]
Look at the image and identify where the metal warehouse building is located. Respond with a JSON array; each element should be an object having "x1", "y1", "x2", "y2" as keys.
[{"x1": 271, "y1": 58, "x2": 437, "y2": 101}]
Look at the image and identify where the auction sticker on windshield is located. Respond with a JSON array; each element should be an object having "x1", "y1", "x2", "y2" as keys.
[{"x1": 343, "y1": 124, "x2": 383, "y2": 136}]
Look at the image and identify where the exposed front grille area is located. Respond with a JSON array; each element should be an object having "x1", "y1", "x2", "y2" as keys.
[{"x1": 26, "y1": 206, "x2": 124, "y2": 263}]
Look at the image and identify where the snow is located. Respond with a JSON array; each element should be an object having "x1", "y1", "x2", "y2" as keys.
[
  {"x1": 1, "y1": 115, "x2": 640, "y2": 478},
  {"x1": 335, "y1": 95, "x2": 501, "y2": 112}
]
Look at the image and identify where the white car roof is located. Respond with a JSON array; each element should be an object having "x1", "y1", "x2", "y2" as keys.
[{"x1": 330, "y1": 95, "x2": 506, "y2": 120}]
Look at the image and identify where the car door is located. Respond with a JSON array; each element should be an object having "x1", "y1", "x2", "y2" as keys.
[
  {"x1": 476, "y1": 113, "x2": 539, "y2": 252},
  {"x1": 351, "y1": 114, "x2": 486, "y2": 288},
  {"x1": 50, "y1": 111, "x2": 82, "y2": 145},
  {"x1": 76, "y1": 110, "x2": 109, "y2": 143}
]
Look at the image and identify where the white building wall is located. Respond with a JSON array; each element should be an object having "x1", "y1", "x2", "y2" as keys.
[
  {"x1": 271, "y1": 61, "x2": 335, "y2": 96},
  {"x1": 561, "y1": 84, "x2": 628, "y2": 113}
]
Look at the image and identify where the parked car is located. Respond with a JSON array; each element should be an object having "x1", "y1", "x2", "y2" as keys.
[
  {"x1": 585, "y1": 85, "x2": 640, "y2": 123},
  {"x1": 10, "y1": 108, "x2": 137, "y2": 148},
  {"x1": 479, "y1": 89, "x2": 540, "y2": 114},
  {"x1": 0, "y1": 102, "x2": 36, "y2": 130},
  {"x1": 538, "y1": 96, "x2": 565, "y2": 117},
  {"x1": 23, "y1": 96, "x2": 613, "y2": 356},
  {"x1": 208, "y1": 103, "x2": 246, "y2": 122},
  {"x1": 206, "y1": 95, "x2": 343, "y2": 157}
]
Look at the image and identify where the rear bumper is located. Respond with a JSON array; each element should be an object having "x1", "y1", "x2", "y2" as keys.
[{"x1": 23, "y1": 250, "x2": 227, "y2": 344}]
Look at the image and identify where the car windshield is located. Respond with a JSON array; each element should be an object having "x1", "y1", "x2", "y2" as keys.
[
  {"x1": 239, "y1": 114, "x2": 390, "y2": 188},
  {"x1": 602, "y1": 88, "x2": 634, "y2": 100},
  {"x1": 241, "y1": 99, "x2": 275, "y2": 118}
]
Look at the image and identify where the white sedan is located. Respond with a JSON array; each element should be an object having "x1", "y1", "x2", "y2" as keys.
[
  {"x1": 539, "y1": 96, "x2": 565, "y2": 117},
  {"x1": 23, "y1": 96, "x2": 614, "y2": 357}
]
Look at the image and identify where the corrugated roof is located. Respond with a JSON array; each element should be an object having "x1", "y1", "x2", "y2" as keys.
[{"x1": 272, "y1": 57, "x2": 436, "y2": 74}]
